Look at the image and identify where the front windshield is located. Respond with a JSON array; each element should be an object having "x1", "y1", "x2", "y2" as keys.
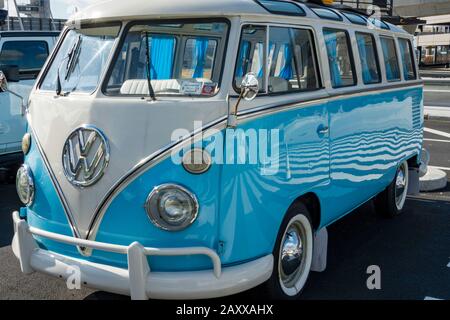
[
  {"x1": 40, "y1": 24, "x2": 121, "y2": 94},
  {"x1": 104, "y1": 21, "x2": 229, "y2": 97}
]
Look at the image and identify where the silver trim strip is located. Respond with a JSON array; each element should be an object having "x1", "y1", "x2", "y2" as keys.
[{"x1": 238, "y1": 82, "x2": 424, "y2": 121}]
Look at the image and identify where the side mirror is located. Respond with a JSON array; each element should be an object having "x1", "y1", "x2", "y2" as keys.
[
  {"x1": 0, "y1": 70, "x2": 7, "y2": 93},
  {"x1": 228, "y1": 73, "x2": 260, "y2": 128},
  {"x1": 240, "y1": 72, "x2": 259, "y2": 101}
]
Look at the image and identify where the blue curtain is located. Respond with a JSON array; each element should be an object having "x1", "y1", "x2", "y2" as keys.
[
  {"x1": 193, "y1": 38, "x2": 209, "y2": 78},
  {"x1": 381, "y1": 39, "x2": 394, "y2": 80},
  {"x1": 236, "y1": 40, "x2": 250, "y2": 77},
  {"x1": 150, "y1": 36, "x2": 175, "y2": 80},
  {"x1": 324, "y1": 31, "x2": 342, "y2": 87},
  {"x1": 356, "y1": 35, "x2": 372, "y2": 84},
  {"x1": 257, "y1": 43, "x2": 264, "y2": 78},
  {"x1": 279, "y1": 44, "x2": 293, "y2": 80}
]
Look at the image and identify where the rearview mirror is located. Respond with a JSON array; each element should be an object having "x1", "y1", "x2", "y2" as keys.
[
  {"x1": 0, "y1": 70, "x2": 7, "y2": 93},
  {"x1": 0, "y1": 65, "x2": 20, "y2": 83},
  {"x1": 228, "y1": 73, "x2": 260, "y2": 128}
]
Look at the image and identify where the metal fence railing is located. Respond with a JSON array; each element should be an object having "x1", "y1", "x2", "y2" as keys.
[
  {"x1": 333, "y1": 0, "x2": 394, "y2": 17},
  {"x1": 0, "y1": 17, "x2": 66, "y2": 31}
]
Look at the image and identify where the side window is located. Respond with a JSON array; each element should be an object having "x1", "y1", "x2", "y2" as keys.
[
  {"x1": 398, "y1": 38, "x2": 417, "y2": 80},
  {"x1": 0, "y1": 40, "x2": 49, "y2": 78},
  {"x1": 234, "y1": 25, "x2": 267, "y2": 92},
  {"x1": 268, "y1": 27, "x2": 320, "y2": 93},
  {"x1": 323, "y1": 28, "x2": 356, "y2": 88},
  {"x1": 182, "y1": 38, "x2": 218, "y2": 80},
  {"x1": 380, "y1": 37, "x2": 401, "y2": 82},
  {"x1": 356, "y1": 32, "x2": 381, "y2": 84}
]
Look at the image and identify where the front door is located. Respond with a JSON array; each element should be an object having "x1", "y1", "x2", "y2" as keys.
[{"x1": 218, "y1": 23, "x2": 331, "y2": 265}]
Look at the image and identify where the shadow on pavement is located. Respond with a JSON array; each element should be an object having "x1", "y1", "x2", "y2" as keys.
[
  {"x1": 0, "y1": 182, "x2": 19, "y2": 248},
  {"x1": 85, "y1": 197, "x2": 450, "y2": 300}
]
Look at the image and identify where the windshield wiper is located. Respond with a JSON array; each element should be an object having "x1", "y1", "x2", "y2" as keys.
[
  {"x1": 55, "y1": 35, "x2": 82, "y2": 96},
  {"x1": 65, "y1": 35, "x2": 83, "y2": 81},
  {"x1": 144, "y1": 32, "x2": 156, "y2": 101}
]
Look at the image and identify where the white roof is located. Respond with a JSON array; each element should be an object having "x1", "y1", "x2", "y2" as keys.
[
  {"x1": 69, "y1": 0, "x2": 267, "y2": 22},
  {"x1": 68, "y1": 0, "x2": 408, "y2": 36}
]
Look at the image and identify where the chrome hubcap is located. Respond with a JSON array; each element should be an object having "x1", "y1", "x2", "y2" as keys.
[
  {"x1": 280, "y1": 223, "x2": 306, "y2": 288},
  {"x1": 395, "y1": 163, "x2": 407, "y2": 210}
]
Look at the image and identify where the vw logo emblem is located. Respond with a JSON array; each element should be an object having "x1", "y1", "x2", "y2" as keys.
[{"x1": 62, "y1": 125, "x2": 110, "y2": 187}]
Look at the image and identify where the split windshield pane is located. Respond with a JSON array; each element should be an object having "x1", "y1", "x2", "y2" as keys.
[
  {"x1": 105, "y1": 21, "x2": 229, "y2": 97},
  {"x1": 40, "y1": 24, "x2": 120, "y2": 94}
]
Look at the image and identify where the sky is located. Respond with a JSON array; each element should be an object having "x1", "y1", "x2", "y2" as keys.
[{"x1": 1, "y1": 0, "x2": 101, "y2": 19}]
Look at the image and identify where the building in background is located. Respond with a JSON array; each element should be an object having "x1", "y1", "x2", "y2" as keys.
[
  {"x1": 16, "y1": 0, "x2": 52, "y2": 18},
  {"x1": 416, "y1": 15, "x2": 450, "y2": 67},
  {"x1": 0, "y1": 0, "x2": 64, "y2": 31}
]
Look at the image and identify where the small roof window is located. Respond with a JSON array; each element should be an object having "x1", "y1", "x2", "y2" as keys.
[
  {"x1": 255, "y1": 0, "x2": 306, "y2": 16},
  {"x1": 369, "y1": 17, "x2": 390, "y2": 30},
  {"x1": 342, "y1": 12, "x2": 368, "y2": 26},
  {"x1": 311, "y1": 7, "x2": 342, "y2": 21}
]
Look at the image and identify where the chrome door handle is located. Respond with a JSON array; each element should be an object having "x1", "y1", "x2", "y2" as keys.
[{"x1": 317, "y1": 125, "x2": 329, "y2": 136}]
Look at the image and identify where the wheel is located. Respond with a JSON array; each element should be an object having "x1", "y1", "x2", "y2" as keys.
[
  {"x1": 263, "y1": 203, "x2": 313, "y2": 299},
  {"x1": 374, "y1": 161, "x2": 409, "y2": 218}
]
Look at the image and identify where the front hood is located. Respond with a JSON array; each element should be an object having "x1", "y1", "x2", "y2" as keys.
[{"x1": 29, "y1": 92, "x2": 226, "y2": 239}]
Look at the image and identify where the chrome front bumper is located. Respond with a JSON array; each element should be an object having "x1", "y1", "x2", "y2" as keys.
[{"x1": 12, "y1": 211, "x2": 273, "y2": 300}]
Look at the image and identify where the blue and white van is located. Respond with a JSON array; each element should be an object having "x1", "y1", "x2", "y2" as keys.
[
  {"x1": 10, "y1": 0, "x2": 423, "y2": 300},
  {"x1": 0, "y1": 31, "x2": 59, "y2": 173}
]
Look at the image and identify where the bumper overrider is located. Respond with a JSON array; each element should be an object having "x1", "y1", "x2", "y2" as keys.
[{"x1": 12, "y1": 211, "x2": 273, "y2": 300}]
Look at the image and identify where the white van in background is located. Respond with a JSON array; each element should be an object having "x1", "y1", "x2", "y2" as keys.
[{"x1": 0, "y1": 31, "x2": 59, "y2": 177}]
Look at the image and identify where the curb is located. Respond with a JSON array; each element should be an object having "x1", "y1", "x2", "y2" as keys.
[
  {"x1": 424, "y1": 114, "x2": 450, "y2": 121},
  {"x1": 419, "y1": 167, "x2": 448, "y2": 192}
]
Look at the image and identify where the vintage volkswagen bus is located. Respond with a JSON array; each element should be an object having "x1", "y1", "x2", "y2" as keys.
[{"x1": 10, "y1": 0, "x2": 423, "y2": 299}]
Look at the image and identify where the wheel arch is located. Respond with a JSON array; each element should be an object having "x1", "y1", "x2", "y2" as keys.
[{"x1": 287, "y1": 192, "x2": 322, "y2": 232}]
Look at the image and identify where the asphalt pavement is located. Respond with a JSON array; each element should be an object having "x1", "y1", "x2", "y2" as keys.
[{"x1": 0, "y1": 119, "x2": 449, "y2": 301}]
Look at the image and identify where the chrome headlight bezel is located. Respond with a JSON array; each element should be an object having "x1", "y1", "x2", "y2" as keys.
[
  {"x1": 16, "y1": 164, "x2": 35, "y2": 206},
  {"x1": 145, "y1": 184, "x2": 199, "y2": 231}
]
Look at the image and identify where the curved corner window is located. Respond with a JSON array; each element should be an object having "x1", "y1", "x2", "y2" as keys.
[
  {"x1": 104, "y1": 21, "x2": 229, "y2": 97},
  {"x1": 40, "y1": 24, "x2": 121, "y2": 94},
  {"x1": 255, "y1": 0, "x2": 306, "y2": 16},
  {"x1": 356, "y1": 32, "x2": 381, "y2": 84},
  {"x1": 380, "y1": 37, "x2": 401, "y2": 82},
  {"x1": 342, "y1": 12, "x2": 368, "y2": 26},
  {"x1": 398, "y1": 38, "x2": 417, "y2": 81},
  {"x1": 369, "y1": 18, "x2": 390, "y2": 30},
  {"x1": 311, "y1": 8, "x2": 342, "y2": 21},
  {"x1": 323, "y1": 28, "x2": 356, "y2": 88}
]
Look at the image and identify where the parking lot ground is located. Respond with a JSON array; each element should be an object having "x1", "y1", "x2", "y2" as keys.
[{"x1": 0, "y1": 120, "x2": 449, "y2": 300}]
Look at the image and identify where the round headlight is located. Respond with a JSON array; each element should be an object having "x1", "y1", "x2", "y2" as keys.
[
  {"x1": 145, "y1": 184, "x2": 199, "y2": 231},
  {"x1": 22, "y1": 133, "x2": 31, "y2": 155},
  {"x1": 16, "y1": 164, "x2": 35, "y2": 206}
]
